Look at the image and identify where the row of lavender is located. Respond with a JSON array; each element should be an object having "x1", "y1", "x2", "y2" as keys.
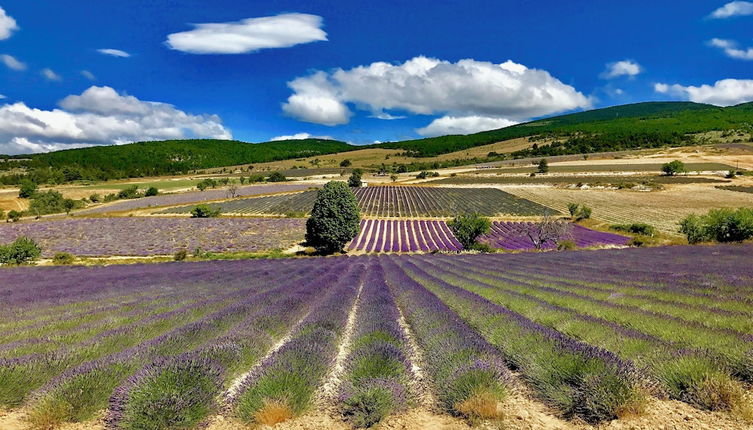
[
  {"x1": 0, "y1": 217, "x2": 306, "y2": 257},
  {"x1": 348, "y1": 219, "x2": 627, "y2": 253},
  {"x1": 348, "y1": 219, "x2": 462, "y2": 252},
  {"x1": 1, "y1": 245, "x2": 752, "y2": 428}
]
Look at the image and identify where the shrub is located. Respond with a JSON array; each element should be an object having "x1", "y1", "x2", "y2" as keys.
[
  {"x1": 680, "y1": 208, "x2": 753, "y2": 244},
  {"x1": 52, "y1": 252, "x2": 75, "y2": 265},
  {"x1": 18, "y1": 179, "x2": 37, "y2": 198},
  {"x1": 29, "y1": 190, "x2": 68, "y2": 216},
  {"x1": 568, "y1": 203, "x2": 592, "y2": 221},
  {"x1": 628, "y1": 237, "x2": 645, "y2": 247},
  {"x1": 305, "y1": 181, "x2": 360, "y2": 254},
  {"x1": 348, "y1": 169, "x2": 363, "y2": 188},
  {"x1": 190, "y1": 204, "x2": 221, "y2": 218},
  {"x1": 174, "y1": 250, "x2": 188, "y2": 261},
  {"x1": 89, "y1": 193, "x2": 101, "y2": 203},
  {"x1": 537, "y1": 158, "x2": 549, "y2": 174},
  {"x1": 0, "y1": 237, "x2": 42, "y2": 265},
  {"x1": 144, "y1": 187, "x2": 159, "y2": 197},
  {"x1": 662, "y1": 160, "x2": 686, "y2": 176},
  {"x1": 117, "y1": 185, "x2": 141, "y2": 199},
  {"x1": 197, "y1": 178, "x2": 218, "y2": 191},
  {"x1": 557, "y1": 240, "x2": 577, "y2": 251},
  {"x1": 268, "y1": 172, "x2": 286, "y2": 182},
  {"x1": 679, "y1": 214, "x2": 708, "y2": 244},
  {"x1": 567, "y1": 202, "x2": 580, "y2": 217},
  {"x1": 7, "y1": 210, "x2": 21, "y2": 222},
  {"x1": 576, "y1": 205, "x2": 592, "y2": 221},
  {"x1": 610, "y1": 223, "x2": 657, "y2": 237},
  {"x1": 448, "y1": 213, "x2": 491, "y2": 250},
  {"x1": 340, "y1": 159, "x2": 352, "y2": 167}
]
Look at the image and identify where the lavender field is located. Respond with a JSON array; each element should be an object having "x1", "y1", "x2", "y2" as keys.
[
  {"x1": 1, "y1": 246, "x2": 752, "y2": 428},
  {"x1": 481, "y1": 221, "x2": 630, "y2": 250},
  {"x1": 159, "y1": 186, "x2": 555, "y2": 217},
  {"x1": 348, "y1": 219, "x2": 625, "y2": 253},
  {"x1": 77, "y1": 183, "x2": 316, "y2": 215},
  {"x1": 0, "y1": 217, "x2": 306, "y2": 257}
]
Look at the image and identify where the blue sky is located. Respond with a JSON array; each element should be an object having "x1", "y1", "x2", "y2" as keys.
[{"x1": 0, "y1": 0, "x2": 750, "y2": 154}]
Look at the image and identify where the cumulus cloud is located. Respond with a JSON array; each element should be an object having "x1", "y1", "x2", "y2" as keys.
[
  {"x1": 269, "y1": 132, "x2": 332, "y2": 141},
  {"x1": 709, "y1": 38, "x2": 753, "y2": 60},
  {"x1": 655, "y1": 79, "x2": 753, "y2": 106},
  {"x1": 97, "y1": 48, "x2": 130, "y2": 57},
  {"x1": 601, "y1": 60, "x2": 642, "y2": 79},
  {"x1": 166, "y1": 13, "x2": 327, "y2": 54},
  {"x1": 81, "y1": 70, "x2": 96, "y2": 80},
  {"x1": 41, "y1": 68, "x2": 62, "y2": 81},
  {"x1": 0, "y1": 86, "x2": 232, "y2": 154},
  {"x1": 1, "y1": 54, "x2": 25, "y2": 70},
  {"x1": 710, "y1": 1, "x2": 753, "y2": 18},
  {"x1": 283, "y1": 56, "x2": 589, "y2": 127},
  {"x1": 417, "y1": 115, "x2": 518, "y2": 137},
  {"x1": 0, "y1": 7, "x2": 18, "y2": 40}
]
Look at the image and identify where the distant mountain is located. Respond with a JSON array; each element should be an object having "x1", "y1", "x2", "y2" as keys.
[
  {"x1": 21, "y1": 138, "x2": 356, "y2": 179},
  {"x1": 374, "y1": 101, "x2": 753, "y2": 157}
]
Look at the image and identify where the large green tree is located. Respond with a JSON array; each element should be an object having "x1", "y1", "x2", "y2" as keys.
[{"x1": 306, "y1": 181, "x2": 360, "y2": 254}]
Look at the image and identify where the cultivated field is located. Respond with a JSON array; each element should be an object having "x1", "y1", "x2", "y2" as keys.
[
  {"x1": 347, "y1": 219, "x2": 625, "y2": 253},
  {"x1": 505, "y1": 184, "x2": 753, "y2": 234},
  {"x1": 348, "y1": 219, "x2": 462, "y2": 252},
  {"x1": 160, "y1": 187, "x2": 556, "y2": 218},
  {"x1": 481, "y1": 221, "x2": 629, "y2": 250},
  {"x1": 77, "y1": 184, "x2": 315, "y2": 215},
  {"x1": 0, "y1": 218, "x2": 305, "y2": 257},
  {"x1": 1, "y1": 246, "x2": 751, "y2": 429},
  {"x1": 432, "y1": 174, "x2": 728, "y2": 186}
]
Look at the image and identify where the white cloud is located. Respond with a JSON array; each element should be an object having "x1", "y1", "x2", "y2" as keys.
[
  {"x1": 0, "y1": 94, "x2": 5, "y2": 99},
  {"x1": 81, "y1": 70, "x2": 96, "y2": 80},
  {"x1": 369, "y1": 112, "x2": 406, "y2": 120},
  {"x1": 709, "y1": 38, "x2": 753, "y2": 60},
  {"x1": 417, "y1": 115, "x2": 518, "y2": 137},
  {"x1": 0, "y1": 86, "x2": 232, "y2": 154},
  {"x1": 166, "y1": 13, "x2": 327, "y2": 54},
  {"x1": 269, "y1": 132, "x2": 332, "y2": 141},
  {"x1": 97, "y1": 48, "x2": 130, "y2": 58},
  {"x1": 0, "y1": 7, "x2": 18, "y2": 40},
  {"x1": 283, "y1": 56, "x2": 589, "y2": 126},
  {"x1": 601, "y1": 60, "x2": 642, "y2": 79},
  {"x1": 1, "y1": 54, "x2": 25, "y2": 71},
  {"x1": 41, "y1": 68, "x2": 62, "y2": 81},
  {"x1": 655, "y1": 79, "x2": 753, "y2": 106},
  {"x1": 710, "y1": 1, "x2": 753, "y2": 18}
]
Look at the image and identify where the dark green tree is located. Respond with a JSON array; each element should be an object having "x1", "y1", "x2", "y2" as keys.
[
  {"x1": 0, "y1": 237, "x2": 42, "y2": 265},
  {"x1": 340, "y1": 159, "x2": 352, "y2": 167},
  {"x1": 18, "y1": 179, "x2": 37, "y2": 198},
  {"x1": 348, "y1": 169, "x2": 363, "y2": 187},
  {"x1": 661, "y1": 160, "x2": 686, "y2": 176},
  {"x1": 305, "y1": 181, "x2": 360, "y2": 254},
  {"x1": 448, "y1": 213, "x2": 491, "y2": 250},
  {"x1": 190, "y1": 204, "x2": 221, "y2": 218},
  {"x1": 537, "y1": 158, "x2": 549, "y2": 174},
  {"x1": 145, "y1": 187, "x2": 159, "y2": 197},
  {"x1": 267, "y1": 171, "x2": 286, "y2": 182}
]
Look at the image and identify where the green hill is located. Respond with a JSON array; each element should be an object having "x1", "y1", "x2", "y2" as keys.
[
  {"x1": 8, "y1": 138, "x2": 355, "y2": 182},
  {"x1": 375, "y1": 101, "x2": 753, "y2": 157}
]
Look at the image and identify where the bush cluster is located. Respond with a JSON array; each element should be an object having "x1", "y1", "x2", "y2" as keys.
[
  {"x1": 567, "y1": 203, "x2": 592, "y2": 221},
  {"x1": 0, "y1": 237, "x2": 42, "y2": 265},
  {"x1": 190, "y1": 204, "x2": 221, "y2": 218},
  {"x1": 680, "y1": 208, "x2": 753, "y2": 244}
]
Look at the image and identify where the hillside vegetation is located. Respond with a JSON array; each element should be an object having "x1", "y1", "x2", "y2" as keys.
[
  {"x1": 1, "y1": 139, "x2": 354, "y2": 183},
  {"x1": 376, "y1": 102, "x2": 753, "y2": 157}
]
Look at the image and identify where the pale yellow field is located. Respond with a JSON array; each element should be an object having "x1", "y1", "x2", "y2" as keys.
[{"x1": 503, "y1": 182, "x2": 753, "y2": 234}]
